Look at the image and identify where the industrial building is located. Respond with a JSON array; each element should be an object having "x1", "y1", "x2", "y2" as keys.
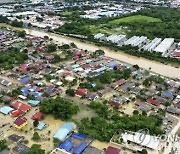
[
  {"x1": 94, "y1": 33, "x2": 106, "y2": 41},
  {"x1": 132, "y1": 36, "x2": 148, "y2": 47},
  {"x1": 154, "y1": 38, "x2": 174, "y2": 54},
  {"x1": 142, "y1": 38, "x2": 162, "y2": 52},
  {"x1": 106, "y1": 34, "x2": 126, "y2": 44},
  {"x1": 123, "y1": 36, "x2": 140, "y2": 46}
]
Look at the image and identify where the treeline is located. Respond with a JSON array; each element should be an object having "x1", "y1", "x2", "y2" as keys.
[
  {"x1": 0, "y1": 15, "x2": 23, "y2": 27},
  {"x1": 78, "y1": 101, "x2": 164, "y2": 142}
]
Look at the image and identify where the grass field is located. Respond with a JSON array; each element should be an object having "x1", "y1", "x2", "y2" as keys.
[
  {"x1": 61, "y1": 11, "x2": 73, "y2": 16},
  {"x1": 109, "y1": 15, "x2": 162, "y2": 25}
]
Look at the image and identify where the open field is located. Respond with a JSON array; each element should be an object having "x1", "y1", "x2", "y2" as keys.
[{"x1": 109, "y1": 15, "x2": 162, "y2": 25}]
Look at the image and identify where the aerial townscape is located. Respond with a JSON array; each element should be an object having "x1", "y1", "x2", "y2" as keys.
[{"x1": 0, "y1": 0, "x2": 179, "y2": 154}]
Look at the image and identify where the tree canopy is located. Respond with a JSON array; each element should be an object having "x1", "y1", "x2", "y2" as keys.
[{"x1": 40, "y1": 97, "x2": 79, "y2": 120}]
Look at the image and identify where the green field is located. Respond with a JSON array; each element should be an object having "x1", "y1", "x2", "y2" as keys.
[{"x1": 109, "y1": 15, "x2": 162, "y2": 25}]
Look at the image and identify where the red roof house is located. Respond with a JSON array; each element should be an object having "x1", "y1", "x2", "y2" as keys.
[
  {"x1": 106, "y1": 146, "x2": 122, "y2": 154},
  {"x1": 74, "y1": 50, "x2": 85, "y2": 56},
  {"x1": 172, "y1": 52, "x2": 180, "y2": 58},
  {"x1": 19, "y1": 64, "x2": 28, "y2": 72},
  {"x1": 75, "y1": 88, "x2": 88, "y2": 97},
  {"x1": 108, "y1": 100, "x2": 122, "y2": 109},
  {"x1": 31, "y1": 112, "x2": 44, "y2": 121},
  {"x1": 10, "y1": 110, "x2": 23, "y2": 117},
  {"x1": 82, "y1": 64, "x2": 91, "y2": 69},
  {"x1": 147, "y1": 98, "x2": 160, "y2": 106},
  {"x1": 134, "y1": 101, "x2": 143, "y2": 106},
  {"x1": 12, "y1": 101, "x2": 31, "y2": 112}
]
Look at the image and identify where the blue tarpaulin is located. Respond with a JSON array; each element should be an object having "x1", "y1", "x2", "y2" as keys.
[
  {"x1": 72, "y1": 133, "x2": 86, "y2": 140},
  {"x1": 59, "y1": 138, "x2": 74, "y2": 151},
  {"x1": 73, "y1": 142, "x2": 87, "y2": 154}
]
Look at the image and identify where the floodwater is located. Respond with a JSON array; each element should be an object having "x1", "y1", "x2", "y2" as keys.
[
  {"x1": 25, "y1": 29, "x2": 180, "y2": 79},
  {"x1": 0, "y1": 23, "x2": 179, "y2": 79}
]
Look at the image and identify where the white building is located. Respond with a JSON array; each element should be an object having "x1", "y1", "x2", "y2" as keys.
[
  {"x1": 124, "y1": 36, "x2": 139, "y2": 46},
  {"x1": 143, "y1": 38, "x2": 162, "y2": 52},
  {"x1": 94, "y1": 33, "x2": 106, "y2": 41},
  {"x1": 121, "y1": 132, "x2": 160, "y2": 150},
  {"x1": 154, "y1": 38, "x2": 174, "y2": 54},
  {"x1": 106, "y1": 34, "x2": 126, "y2": 44}
]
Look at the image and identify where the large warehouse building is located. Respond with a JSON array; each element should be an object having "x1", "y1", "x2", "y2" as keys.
[{"x1": 154, "y1": 38, "x2": 174, "y2": 54}]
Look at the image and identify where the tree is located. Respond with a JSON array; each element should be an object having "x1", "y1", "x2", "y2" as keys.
[
  {"x1": 18, "y1": 30, "x2": 26, "y2": 37},
  {"x1": 94, "y1": 50, "x2": 105, "y2": 56},
  {"x1": 133, "y1": 64, "x2": 139, "y2": 70},
  {"x1": 133, "y1": 110, "x2": 139, "y2": 115},
  {"x1": 142, "y1": 111, "x2": 147, "y2": 116},
  {"x1": 11, "y1": 20, "x2": 23, "y2": 27},
  {"x1": 27, "y1": 144, "x2": 45, "y2": 154},
  {"x1": 40, "y1": 97, "x2": 79, "y2": 120},
  {"x1": 66, "y1": 89, "x2": 75, "y2": 97},
  {"x1": 70, "y1": 42, "x2": 77, "y2": 48},
  {"x1": 46, "y1": 43, "x2": 57, "y2": 53},
  {"x1": 36, "y1": 16, "x2": 43, "y2": 22},
  {"x1": 32, "y1": 132, "x2": 40, "y2": 141},
  {"x1": 0, "y1": 140, "x2": 7, "y2": 151},
  {"x1": 141, "y1": 149, "x2": 148, "y2": 154},
  {"x1": 33, "y1": 120, "x2": 39, "y2": 127}
]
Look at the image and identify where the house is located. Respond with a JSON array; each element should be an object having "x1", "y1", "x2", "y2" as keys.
[
  {"x1": 75, "y1": 88, "x2": 88, "y2": 97},
  {"x1": 162, "y1": 90, "x2": 174, "y2": 100},
  {"x1": 86, "y1": 93, "x2": 99, "y2": 101},
  {"x1": 12, "y1": 101, "x2": 31, "y2": 113},
  {"x1": 31, "y1": 112, "x2": 44, "y2": 121},
  {"x1": 111, "y1": 79, "x2": 126, "y2": 89},
  {"x1": 82, "y1": 146, "x2": 103, "y2": 154},
  {"x1": 37, "y1": 122, "x2": 47, "y2": 130},
  {"x1": 134, "y1": 101, "x2": 143, "y2": 106},
  {"x1": 10, "y1": 110, "x2": 23, "y2": 117},
  {"x1": 28, "y1": 100, "x2": 40, "y2": 106},
  {"x1": 167, "y1": 106, "x2": 180, "y2": 115},
  {"x1": 19, "y1": 77, "x2": 31, "y2": 85},
  {"x1": 108, "y1": 99, "x2": 122, "y2": 109},
  {"x1": 147, "y1": 98, "x2": 161, "y2": 106},
  {"x1": 13, "y1": 143, "x2": 30, "y2": 154},
  {"x1": 53, "y1": 123, "x2": 75, "y2": 141},
  {"x1": 106, "y1": 146, "x2": 122, "y2": 154},
  {"x1": 13, "y1": 117, "x2": 27, "y2": 129},
  {"x1": 0, "y1": 106, "x2": 14, "y2": 115},
  {"x1": 0, "y1": 150, "x2": 11, "y2": 154},
  {"x1": 130, "y1": 87, "x2": 141, "y2": 95},
  {"x1": 8, "y1": 134, "x2": 24, "y2": 143}
]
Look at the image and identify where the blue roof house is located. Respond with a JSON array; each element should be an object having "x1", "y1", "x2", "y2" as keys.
[
  {"x1": 108, "y1": 61, "x2": 119, "y2": 69},
  {"x1": 0, "y1": 106, "x2": 14, "y2": 115},
  {"x1": 19, "y1": 77, "x2": 31, "y2": 85},
  {"x1": 28, "y1": 100, "x2": 40, "y2": 106},
  {"x1": 162, "y1": 91, "x2": 174, "y2": 100},
  {"x1": 53, "y1": 123, "x2": 74, "y2": 141},
  {"x1": 37, "y1": 122, "x2": 46, "y2": 130}
]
